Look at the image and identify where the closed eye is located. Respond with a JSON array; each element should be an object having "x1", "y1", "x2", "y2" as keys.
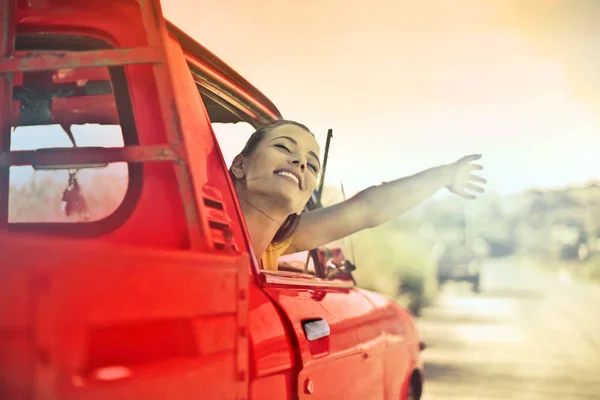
[
  {"x1": 308, "y1": 163, "x2": 319, "y2": 173},
  {"x1": 274, "y1": 143, "x2": 291, "y2": 152}
]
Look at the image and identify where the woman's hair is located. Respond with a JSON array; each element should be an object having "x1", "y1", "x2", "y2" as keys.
[{"x1": 230, "y1": 119, "x2": 313, "y2": 245}]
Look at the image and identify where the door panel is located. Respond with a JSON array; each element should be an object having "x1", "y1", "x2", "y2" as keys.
[
  {"x1": 358, "y1": 289, "x2": 412, "y2": 399},
  {"x1": 0, "y1": 236, "x2": 249, "y2": 400},
  {"x1": 262, "y1": 281, "x2": 385, "y2": 400}
]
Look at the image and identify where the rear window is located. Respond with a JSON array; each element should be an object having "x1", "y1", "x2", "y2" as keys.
[
  {"x1": 6, "y1": 54, "x2": 135, "y2": 225},
  {"x1": 9, "y1": 124, "x2": 127, "y2": 223}
]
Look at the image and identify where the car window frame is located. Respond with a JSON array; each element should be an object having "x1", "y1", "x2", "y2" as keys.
[
  {"x1": 189, "y1": 61, "x2": 356, "y2": 289},
  {"x1": 7, "y1": 33, "x2": 143, "y2": 237}
]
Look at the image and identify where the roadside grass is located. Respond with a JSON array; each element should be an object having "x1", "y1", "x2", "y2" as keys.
[
  {"x1": 343, "y1": 222, "x2": 438, "y2": 315},
  {"x1": 574, "y1": 254, "x2": 600, "y2": 283},
  {"x1": 519, "y1": 251, "x2": 600, "y2": 285}
]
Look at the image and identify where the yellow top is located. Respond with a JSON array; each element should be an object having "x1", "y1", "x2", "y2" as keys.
[{"x1": 261, "y1": 236, "x2": 294, "y2": 271}]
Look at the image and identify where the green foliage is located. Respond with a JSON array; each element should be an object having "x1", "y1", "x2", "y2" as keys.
[
  {"x1": 581, "y1": 254, "x2": 600, "y2": 283},
  {"x1": 320, "y1": 184, "x2": 439, "y2": 312},
  {"x1": 347, "y1": 220, "x2": 438, "y2": 312}
]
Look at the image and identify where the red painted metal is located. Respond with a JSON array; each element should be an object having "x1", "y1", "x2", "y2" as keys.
[
  {"x1": 38, "y1": 95, "x2": 119, "y2": 126},
  {"x1": 10, "y1": 65, "x2": 118, "y2": 126},
  {"x1": 137, "y1": 0, "x2": 209, "y2": 252},
  {"x1": 1, "y1": 233, "x2": 251, "y2": 399},
  {"x1": 0, "y1": 47, "x2": 163, "y2": 73},
  {"x1": 168, "y1": 21, "x2": 281, "y2": 123},
  {"x1": 0, "y1": 0, "x2": 16, "y2": 230},
  {"x1": 262, "y1": 282, "x2": 386, "y2": 400},
  {"x1": 0, "y1": 1, "x2": 424, "y2": 399},
  {"x1": 0, "y1": 145, "x2": 178, "y2": 168}
]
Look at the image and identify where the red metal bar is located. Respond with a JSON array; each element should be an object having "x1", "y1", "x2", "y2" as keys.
[
  {"x1": 0, "y1": 0, "x2": 16, "y2": 230},
  {"x1": 144, "y1": 2, "x2": 251, "y2": 385},
  {"x1": 139, "y1": 0, "x2": 206, "y2": 250},
  {"x1": 0, "y1": 144, "x2": 179, "y2": 168},
  {"x1": 0, "y1": 47, "x2": 163, "y2": 74}
]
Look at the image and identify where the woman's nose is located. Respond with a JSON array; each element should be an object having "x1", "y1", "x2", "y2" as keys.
[{"x1": 291, "y1": 157, "x2": 306, "y2": 171}]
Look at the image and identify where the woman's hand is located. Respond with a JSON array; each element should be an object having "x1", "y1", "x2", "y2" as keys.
[
  {"x1": 287, "y1": 154, "x2": 487, "y2": 253},
  {"x1": 446, "y1": 154, "x2": 487, "y2": 199}
]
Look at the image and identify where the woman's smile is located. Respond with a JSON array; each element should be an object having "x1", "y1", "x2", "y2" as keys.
[{"x1": 275, "y1": 169, "x2": 302, "y2": 189}]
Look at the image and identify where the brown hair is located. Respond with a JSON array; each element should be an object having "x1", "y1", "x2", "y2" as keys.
[{"x1": 230, "y1": 119, "x2": 313, "y2": 245}]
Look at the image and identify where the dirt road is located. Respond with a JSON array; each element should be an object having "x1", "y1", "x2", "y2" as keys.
[{"x1": 418, "y1": 258, "x2": 600, "y2": 400}]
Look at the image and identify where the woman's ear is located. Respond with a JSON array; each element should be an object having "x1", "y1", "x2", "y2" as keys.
[{"x1": 231, "y1": 154, "x2": 246, "y2": 179}]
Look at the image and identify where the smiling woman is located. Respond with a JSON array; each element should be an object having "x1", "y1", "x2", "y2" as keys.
[
  {"x1": 228, "y1": 120, "x2": 320, "y2": 269},
  {"x1": 227, "y1": 118, "x2": 487, "y2": 271}
]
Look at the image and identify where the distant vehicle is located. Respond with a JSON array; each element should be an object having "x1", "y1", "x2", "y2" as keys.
[{"x1": 435, "y1": 244, "x2": 483, "y2": 292}]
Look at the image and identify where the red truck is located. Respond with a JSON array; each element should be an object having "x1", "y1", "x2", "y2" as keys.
[{"x1": 0, "y1": 1, "x2": 425, "y2": 399}]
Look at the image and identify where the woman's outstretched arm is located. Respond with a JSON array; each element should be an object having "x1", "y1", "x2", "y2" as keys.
[{"x1": 286, "y1": 154, "x2": 486, "y2": 254}]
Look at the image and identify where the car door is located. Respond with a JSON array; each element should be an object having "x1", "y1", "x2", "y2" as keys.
[
  {"x1": 358, "y1": 289, "x2": 413, "y2": 399},
  {"x1": 259, "y1": 264, "x2": 386, "y2": 400}
]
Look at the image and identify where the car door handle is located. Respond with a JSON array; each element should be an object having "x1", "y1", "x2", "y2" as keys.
[{"x1": 302, "y1": 319, "x2": 330, "y2": 341}]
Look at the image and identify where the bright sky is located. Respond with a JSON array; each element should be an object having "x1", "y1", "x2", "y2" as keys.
[{"x1": 162, "y1": 0, "x2": 600, "y2": 196}]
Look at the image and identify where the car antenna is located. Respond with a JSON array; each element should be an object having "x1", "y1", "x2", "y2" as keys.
[
  {"x1": 304, "y1": 128, "x2": 333, "y2": 274},
  {"x1": 340, "y1": 180, "x2": 357, "y2": 264}
]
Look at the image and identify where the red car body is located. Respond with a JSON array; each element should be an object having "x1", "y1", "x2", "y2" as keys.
[{"x1": 0, "y1": 1, "x2": 424, "y2": 399}]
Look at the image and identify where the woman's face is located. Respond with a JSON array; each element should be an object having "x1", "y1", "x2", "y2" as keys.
[{"x1": 237, "y1": 124, "x2": 321, "y2": 215}]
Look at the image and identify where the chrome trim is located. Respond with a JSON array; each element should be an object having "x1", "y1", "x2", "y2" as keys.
[
  {"x1": 303, "y1": 319, "x2": 330, "y2": 341},
  {"x1": 261, "y1": 271, "x2": 354, "y2": 289}
]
